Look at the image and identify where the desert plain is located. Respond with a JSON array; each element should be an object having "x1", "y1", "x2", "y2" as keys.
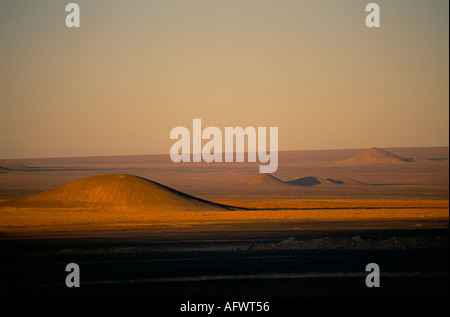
[{"x1": 0, "y1": 147, "x2": 448, "y2": 297}]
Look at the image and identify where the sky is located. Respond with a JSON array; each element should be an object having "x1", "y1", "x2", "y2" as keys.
[{"x1": 0, "y1": 0, "x2": 448, "y2": 159}]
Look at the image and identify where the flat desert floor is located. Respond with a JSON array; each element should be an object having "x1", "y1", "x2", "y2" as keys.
[{"x1": 0, "y1": 147, "x2": 448, "y2": 297}]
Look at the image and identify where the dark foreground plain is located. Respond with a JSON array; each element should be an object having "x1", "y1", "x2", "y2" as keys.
[{"x1": 1, "y1": 219, "x2": 448, "y2": 298}]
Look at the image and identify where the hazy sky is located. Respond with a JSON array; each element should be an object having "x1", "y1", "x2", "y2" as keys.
[{"x1": 0, "y1": 0, "x2": 448, "y2": 159}]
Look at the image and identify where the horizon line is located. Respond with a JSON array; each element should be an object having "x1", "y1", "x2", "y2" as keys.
[{"x1": 1, "y1": 145, "x2": 448, "y2": 161}]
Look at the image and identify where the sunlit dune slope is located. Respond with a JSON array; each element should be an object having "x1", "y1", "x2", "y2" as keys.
[
  {"x1": 2, "y1": 174, "x2": 234, "y2": 211},
  {"x1": 340, "y1": 147, "x2": 412, "y2": 164}
]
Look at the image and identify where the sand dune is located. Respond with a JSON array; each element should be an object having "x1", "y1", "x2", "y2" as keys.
[
  {"x1": 286, "y1": 176, "x2": 326, "y2": 186},
  {"x1": 330, "y1": 177, "x2": 368, "y2": 185},
  {"x1": 0, "y1": 161, "x2": 30, "y2": 170},
  {"x1": 242, "y1": 175, "x2": 368, "y2": 187},
  {"x1": 339, "y1": 147, "x2": 412, "y2": 164},
  {"x1": 241, "y1": 174, "x2": 288, "y2": 186},
  {"x1": 0, "y1": 166, "x2": 10, "y2": 173},
  {"x1": 284, "y1": 176, "x2": 365, "y2": 186},
  {"x1": 2, "y1": 174, "x2": 234, "y2": 211}
]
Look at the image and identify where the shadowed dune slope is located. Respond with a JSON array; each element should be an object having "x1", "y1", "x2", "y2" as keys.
[
  {"x1": 340, "y1": 147, "x2": 412, "y2": 164},
  {"x1": 2, "y1": 174, "x2": 235, "y2": 211}
]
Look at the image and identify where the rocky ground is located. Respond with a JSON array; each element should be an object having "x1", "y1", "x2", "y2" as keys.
[{"x1": 235, "y1": 234, "x2": 449, "y2": 251}]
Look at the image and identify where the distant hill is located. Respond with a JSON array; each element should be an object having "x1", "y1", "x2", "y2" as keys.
[
  {"x1": 285, "y1": 176, "x2": 368, "y2": 186},
  {"x1": 286, "y1": 176, "x2": 326, "y2": 186},
  {"x1": 339, "y1": 147, "x2": 412, "y2": 164},
  {"x1": 0, "y1": 166, "x2": 11, "y2": 173},
  {"x1": 0, "y1": 161, "x2": 30, "y2": 170},
  {"x1": 242, "y1": 175, "x2": 368, "y2": 187},
  {"x1": 242, "y1": 174, "x2": 288, "y2": 186},
  {"x1": 328, "y1": 177, "x2": 368, "y2": 185}
]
